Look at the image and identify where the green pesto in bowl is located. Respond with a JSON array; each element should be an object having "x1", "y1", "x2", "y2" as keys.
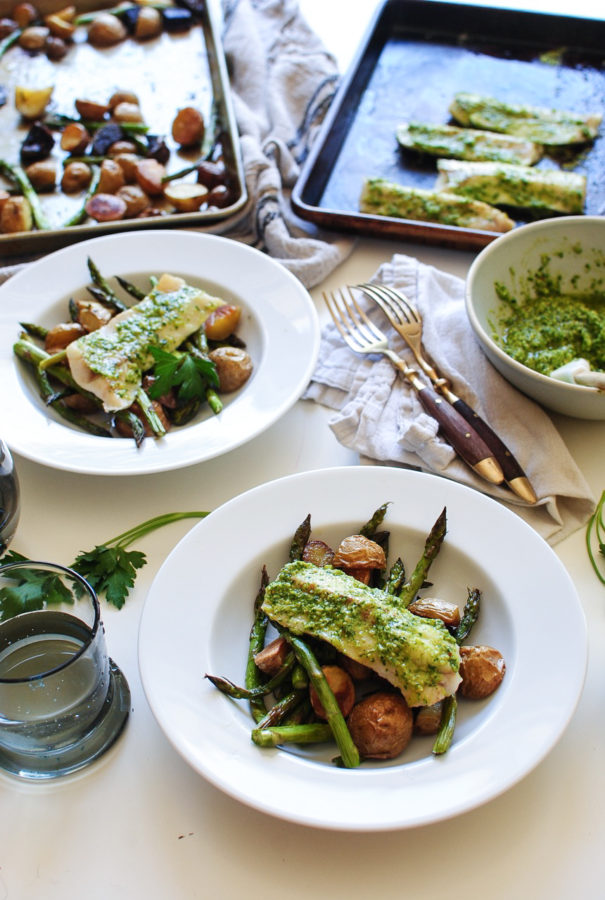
[{"x1": 492, "y1": 250, "x2": 605, "y2": 376}]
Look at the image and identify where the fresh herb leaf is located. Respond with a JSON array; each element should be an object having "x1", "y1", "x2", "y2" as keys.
[
  {"x1": 148, "y1": 347, "x2": 219, "y2": 402},
  {"x1": 72, "y1": 545, "x2": 147, "y2": 611},
  {"x1": 1, "y1": 550, "x2": 27, "y2": 564},
  {"x1": 3, "y1": 511, "x2": 210, "y2": 613},
  {"x1": 0, "y1": 551, "x2": 75, "y2": 621},
  {"x1": 72, "y1": 511, "x2": 210, "y2": 608}
]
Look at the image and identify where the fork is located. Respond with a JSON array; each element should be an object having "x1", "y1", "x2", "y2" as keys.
[
  {"x1": 355, "y1": 282, "x2": 537, "y2": 505},
  {"x1": 323, "y1": 287, "x2": 504, "y2": 486}
]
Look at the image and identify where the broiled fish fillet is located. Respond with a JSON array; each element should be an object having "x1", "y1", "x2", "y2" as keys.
[
  {"x1": 396, "y1": 121, "x2": 542, "y2": 165},
  {"x1": 360, "y1": 176, "x2": 514, "y2": 232},
  {"x1": 435, "y1": 158, "x2": 586, "y2": 214},
  {"x1": 65, "y1": 273, "x2": 222, "y2": 412},
  {"x1": 449, "y1": 92, "x2": 602, "y2": 146},
  {"x1": 262, "y1": 560, "x2": 462, "y2": 707}
]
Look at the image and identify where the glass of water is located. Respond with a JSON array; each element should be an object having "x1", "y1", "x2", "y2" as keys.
[
  {"x1": 0, "y1": 561, "x2": 130, "y2": 780},
  {"x1": 0, "y1": 440, "x2": 19, "y2": 555}
]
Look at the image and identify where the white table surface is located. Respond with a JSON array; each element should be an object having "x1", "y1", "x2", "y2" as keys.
[{"x1": 2, "y1": 1, "x2": 605, "y2": 897}]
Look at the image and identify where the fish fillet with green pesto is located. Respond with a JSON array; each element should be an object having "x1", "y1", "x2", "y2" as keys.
[
  {"x1": 435, "y1": 158, "x2": 586, "y2": 214},
  {"x1": 449, "y1": 91, "x2": 602, "y2": 146},
  {"x1": 396, "y1": 121, "x2": 543, "y2": 165},
  {"x1": 360, "y1": 176, "x2": 514, "y2": 232},
  {"x1": 262, "y1": 560, "x2": 462, "y2": 707},
  {"x1": 65, "y1": 273, "x2": 222, "y2": 412}
]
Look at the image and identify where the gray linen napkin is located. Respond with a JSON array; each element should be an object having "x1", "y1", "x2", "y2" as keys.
[
  {"x1": 218, "y1": 0, "x2": 353, "y2": 287},
  {"x1": 304, "y1": 253, "x2": 595, "y2": 545},
  {"x1": 0, "y1": 0, "x2": 352, "y2": 289}
]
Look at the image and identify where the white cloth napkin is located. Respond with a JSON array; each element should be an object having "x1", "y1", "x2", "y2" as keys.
[
  {"x1": 304, "y1": 253, "x2": 596, "y2": 545},
  {"x1": 0, "y1": 0, "x2": 353, "y2": 290}
]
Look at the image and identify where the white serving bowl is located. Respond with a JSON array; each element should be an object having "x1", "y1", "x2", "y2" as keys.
[{"x1": 465, "y1": 216, "x2": 605, "y2": 420}]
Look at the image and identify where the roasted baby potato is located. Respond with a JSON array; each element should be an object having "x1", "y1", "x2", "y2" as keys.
[
  {"x1": 253, "y1": 636, "x2": 290, "y2": 676},
  {"x1": 97, "y1": 158, "x2": 126, "y2": 194},
  {"x1": 61, "y1": 161, "x2": 92, "y2": 193},
  {"x1": 85, "y1": 192, "x2": 127, "y2": 222},
  {"x1": 171, "y1": 106, "x2": 204, "y2": 147},
  {"x1": 116, "y1": 184, "x2": 150, "y2": 218},
  {"x1": 347, "y1": 691, "x2": 414, "y2": 759},
  {"x1": 1, "y1": 196, "x2": 33, "y2": 233},
  {"x1": 24, "y1": 159, "x2": 56, "y2": 191},
  {"x1": 44, "y1": 321, "x2": 86, "y2": 352},
  {"x1": 87, "y1": 12, "x2": 127, "y2": 46},
  {"x1": 163, "y1": 182, "x2": 208, "y2": 212},
  {"x1": 302, "y1": 539, "x2": 335, "y2": 568},
  {"x1": 134, "y1": 158, "x2": 165, "y2": 196},
  {"x1": 208, "y1": 346, "x2": 253, "y2": 392},
  {"x1": 332, "y1": 535, "x2": 386, "y2": 584},
  {"x1": 408, "y1": 597, "x2": 461, "y2": 628},
  {"x1": 60, "y1": 122, "x2": 91, "y2": 155},
  {"x1": 309, "y1": 665, "x2": 356, "y2": 719},
  {"x1": 74, "y1": 299, "x2": 114, "y2": 332},
  {"x1": 414, "y1": 701, "x2": 443, "y2": 735},
  {"x1": 204, "y1": 304, "x2": 241, "y2": 341},
  {"x1": 459, "y1": 645, "x2": 506, "y2": 699}
]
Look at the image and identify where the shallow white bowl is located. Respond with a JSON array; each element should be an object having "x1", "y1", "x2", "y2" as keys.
[
  {"x1": 465, "y1": 216, "x2": 605, "y2": 420},
  {"x1": 139, "y1": 466, "x2": 587, "y2": 831}
]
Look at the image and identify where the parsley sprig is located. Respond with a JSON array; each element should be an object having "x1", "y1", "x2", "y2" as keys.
[
  {"x1": 586, "y1": 490, "x2": 605, "y2": 585},
  {"x1": 0, "y1": 555, "x2": 75, "y2": 621},
  {"x1": 0, "y1": 510, "x2": 209, "y2": 619},
  {"x1": 148, "y1": 346, "x2": 218, "y2": 403}
]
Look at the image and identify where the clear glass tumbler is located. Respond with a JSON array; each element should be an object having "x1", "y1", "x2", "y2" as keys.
[
  {"x1": 0, "y1": 561, "x2": 130, "y2": 779},
  {"x1": 0, "y1": 440, "x2": 19, "y2": 556}
]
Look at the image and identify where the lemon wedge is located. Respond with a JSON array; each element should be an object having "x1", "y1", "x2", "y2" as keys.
[{"x1": 15, "y1": 85, "x2": 54, "y2": 120}]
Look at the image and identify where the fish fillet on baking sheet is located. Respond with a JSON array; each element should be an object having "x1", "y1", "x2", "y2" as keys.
[
  {"x1": 449, "y1": 92, "x2": 602, "y2": 146},
  {"x1": 435, "y1": 159, "x2": 587, "y2": 214},
  {"x1": 396, "y1": 121, "x2": 543, "y2": 165},
  {"x1": 65, "y1": 274, "x2": 222, "y2": 412},
  {"x1": 262, "y1": 560, "x2": 462, "y2": 707},
  {"x1": 359, "y1": 176, "x2": 514, "y2": 232}
]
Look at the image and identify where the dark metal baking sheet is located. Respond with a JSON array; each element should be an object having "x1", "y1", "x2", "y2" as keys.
[
  {"x1": 291, "y1": 0, "x2": 605, "y2": 250},
  {"x1": 0, "y1": 0, "x2": 248, "y2": 259}
]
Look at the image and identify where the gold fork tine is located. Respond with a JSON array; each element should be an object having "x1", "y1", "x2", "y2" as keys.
[
  {"x1": 354, "y1": 282, "x2": 404, "y2": 327},
  {"x1": 357, "y1": 282, "x2": 421, "y2": 327},
  {"x1": 355, "y1": 282, "x2": 440, "y2": 384},
  {"x1": 375, "y1": 284, "x2": 421, "y2": 323},
  {"x1": 322, "y1": 287, "x2": 505, "y2": 488}
]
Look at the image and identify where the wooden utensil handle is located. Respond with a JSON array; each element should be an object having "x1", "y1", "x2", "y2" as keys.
[
  {"x1": 416, "y1": 385, "x2": 503, "y2": 480},
  {"x1": 452, "y1": 397, "x2": 527, "y2": 484}
]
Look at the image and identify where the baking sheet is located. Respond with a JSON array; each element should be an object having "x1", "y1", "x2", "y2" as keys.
[
  {"x1": 0, "y1": 0, "x2": 248, "y2": 259},
  {"x1": 291, "y1": 0, "x2": 605, "y2": 250}
]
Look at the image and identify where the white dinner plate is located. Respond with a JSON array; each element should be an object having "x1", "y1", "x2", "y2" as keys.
[
  {"x1": 0, "y1": 230, "x2": 319, "y2": 475},
  {"x1": 138, "y1": 466, "x2": 588, "y2": 831}
]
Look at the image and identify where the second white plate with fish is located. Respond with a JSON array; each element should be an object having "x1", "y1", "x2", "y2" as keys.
[{"x1": 0, "y1": 230, "x2": 319, "y2": 475}]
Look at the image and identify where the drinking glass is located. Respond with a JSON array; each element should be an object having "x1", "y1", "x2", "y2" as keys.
[
  {"x1": 0, "y1": 440, "x2": 19, "y2": 555},
  {"x1": 0, "y1": 561, "x2": 130, "y2": 779}
]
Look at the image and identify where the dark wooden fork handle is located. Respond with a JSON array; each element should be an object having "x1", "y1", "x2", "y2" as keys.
[
  {"x1": 451, "y1": 398, "x2": 536, "y2": 502},
  {"x1": 416, "y1": 384, "x2": 504, "y2": 485}
]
